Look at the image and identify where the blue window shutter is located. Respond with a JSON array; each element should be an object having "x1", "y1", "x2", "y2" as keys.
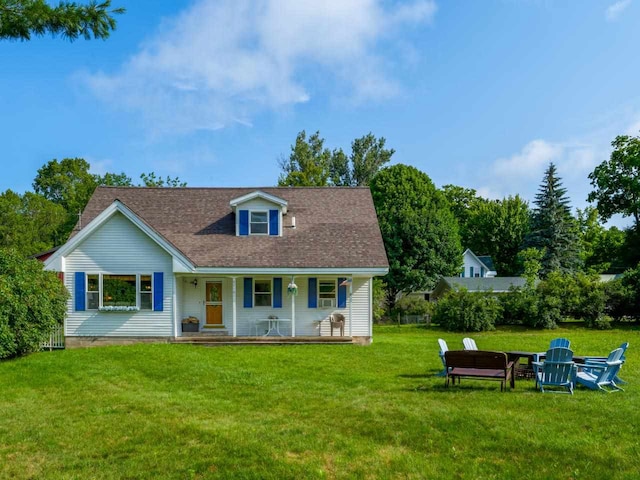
[
  {"x1": 273, "y1": 277, "x2": 282, "y2": 308},
  {"x1": 308, "y1": 278, "x2": 317, "y2": 308},
  {"x1": 481, "y1": 267, "x2": 485, "y2": 277},
  {"x1": 470, "y1": 266, "x2": 474, "y2": 278},
  {"x1": 153, "y1": 272, "x2": 164, "y2": 311},
  {"x1": 75, "y1": 272, "x2": 86, "y2": 311},
  {"x1": 338, "y1": 277, "x2": 347, "y2": 308},
  {"x1": 244, "y1": 278, "x2": 253, "y2": 308},
  {"x1": 239, "y1": 210, "x2": 249, "y2": 236},
  {"x1": 269, "y1": 209, "x2": 279, "y2": 236}
]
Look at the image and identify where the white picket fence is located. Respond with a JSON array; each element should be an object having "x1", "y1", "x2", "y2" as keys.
[{"x1": 41, "y1": 324, "x2": 65, "y2": 350}]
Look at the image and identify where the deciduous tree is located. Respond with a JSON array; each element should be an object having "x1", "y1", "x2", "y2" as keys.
[
  {"x1": 370, "y1": 164, "x2": 461, "y2": 306},
  {"x1": 278, "y1": 130, "x2": 394, "y2": 187},
  {"x1": 0, "y1": 190, "x2": 66, "y2": 255},
  {"x1": 588, "y1": 133, "x2": 640, "y2": 227}
]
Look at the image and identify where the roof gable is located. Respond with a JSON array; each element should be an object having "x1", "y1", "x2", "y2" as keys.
[
  {"x1": 229, "y1": 190, "x2": 288, "y2": 213},
  {"x1": 44, "y1": 200, "x2": 194, "y2": 273}
]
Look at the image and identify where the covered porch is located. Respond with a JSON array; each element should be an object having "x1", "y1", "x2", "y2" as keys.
[{"x1": 174, "y1": 274, "x2": 369, "y2": 339}]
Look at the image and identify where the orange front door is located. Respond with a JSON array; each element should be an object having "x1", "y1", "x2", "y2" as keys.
[{"x1": 205, "y1": 282, "x2": 223, "y2": 326}]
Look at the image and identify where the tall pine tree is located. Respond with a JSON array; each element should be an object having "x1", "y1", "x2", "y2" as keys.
[{"x1": 525, "y1": 163, "x2": 581, "y2": 276}]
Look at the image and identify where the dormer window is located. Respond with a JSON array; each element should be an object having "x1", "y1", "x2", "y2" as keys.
[
  {"x1": 250, "y1": 211, "x2": 269, "y2": 235},
  {"x1": 230, "y1": 190, "x2": 289, "y2": 237}
]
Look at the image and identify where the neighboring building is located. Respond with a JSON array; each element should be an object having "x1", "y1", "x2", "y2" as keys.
[
  {"x1": 43, "y1": 187, "x2": 389, "y2": 346},
  {"x1": 460, "y1": 249, "x2": 497, "y2": 278},
  {"x1": 430, "y1": 276, "x2": 529, "y2": 301}
]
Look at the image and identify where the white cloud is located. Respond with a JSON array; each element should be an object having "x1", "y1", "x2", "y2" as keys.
[
  {"x1": 83, "y1": 0, "x2": 436, "y2": 136},
  {"x1": 480, "y1": 139, "x2": 603, "y2": 212},
  {"x1": 606, "y1": 0, "x2": 632, "y2": 21},
  {"x1": 491, "y1": 139, "x2": 563, "y2": 181}
]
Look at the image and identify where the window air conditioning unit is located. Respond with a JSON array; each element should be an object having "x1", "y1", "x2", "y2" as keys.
[{"x1": 319, "y1": 298, "x2": 335, "y2": 308}]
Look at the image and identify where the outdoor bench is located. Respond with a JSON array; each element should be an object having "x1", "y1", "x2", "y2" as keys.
[{"x1": 444, "y1": 350, "x2": 515, "y2": 391}]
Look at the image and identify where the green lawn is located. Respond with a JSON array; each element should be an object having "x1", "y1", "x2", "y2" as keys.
[{"x1": 1, "y1": 325, "x2": 639, "y2": 479}]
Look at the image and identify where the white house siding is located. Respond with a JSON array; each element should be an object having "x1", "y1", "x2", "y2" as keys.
[
  {"x1": 64, "y1": 212, "x2": 174, "y2": 337},
  {"x1": 225, "y1": 276, "x2": 371, "y2": 337},
  {"x1": 462, "y1": 251, "x2": 494, "y2": 278}
]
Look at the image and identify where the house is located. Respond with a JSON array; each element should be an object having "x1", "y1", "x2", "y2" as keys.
[
  {"x1": 460, "y1": 249, "x2": 497, "y2": 278},
  {"x1": 43, "y1": 187, "x2": 389, "y2": 346},
  {"x1": 430, "y1": 276, "x2": 529, "y2": 301}
]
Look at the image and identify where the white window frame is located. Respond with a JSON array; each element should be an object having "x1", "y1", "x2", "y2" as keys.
[
  {"x1": 249, "y1": 210, "x2": 269, "y2": 235},
  {"x1": 86, "y1": 273, "x2": 153, "y2": 311},
  {"x1": 318, "y1": 279, "x2": 337, "y2": 309},
  {"x1": 253, "y1": 278, "x2": 273, "y2": 307}
]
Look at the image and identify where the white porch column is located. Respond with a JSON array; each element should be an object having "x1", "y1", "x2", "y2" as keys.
[
  {"x1": 232, "y1": 277, "x2": 237, "y2": 337},
  {"x1": 172, "y1": 275, "x2": 178, "y2": 337},
  {"x1": 348, "y1": 276, "x2": 353, "y2": 337},
  {"x1": 291, "y1": 277, "x2": 296, "y2": 338}
]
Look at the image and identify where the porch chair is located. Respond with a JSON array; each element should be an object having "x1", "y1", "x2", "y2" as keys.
[
  {"x1": 437, "y1": 339, "x2": 449, "y2": 377},
  {"x1": 532, "y1": 347, "x2": 576, "y2": 394},
  {"x1": 462, "y1": 337, "x2": 478, "y2": 350},
  {"x1": 583, "y1": 342, "x2": 629, "y2": 385},
  {"x1": 330, "y1": 313, "x2": 345, "y2": 336},
  {"x1": 575, "y1": 348, "x2": 624, "y2": 393}
]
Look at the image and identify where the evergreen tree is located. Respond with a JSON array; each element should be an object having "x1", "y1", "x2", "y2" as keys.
[{"x1": 525, "y1": 163, "x2": 581, "y2": 276}]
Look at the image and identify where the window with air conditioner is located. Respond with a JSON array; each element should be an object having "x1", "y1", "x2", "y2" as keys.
[{"x1": 318, "y1": 280, "x2": 336, "y2": 308}]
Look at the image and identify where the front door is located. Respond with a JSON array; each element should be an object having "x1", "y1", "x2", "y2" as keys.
[{"x1": 205, "y1": 281, "x2": 223, "y2": 327}]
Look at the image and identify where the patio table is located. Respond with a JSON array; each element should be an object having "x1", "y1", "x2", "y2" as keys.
[
  {"x1": 257, "y1": 318, "x2": 291, "y2": 337},
  {"x1": 505, "y1": 351, "x2": 539, "y2": 379}
]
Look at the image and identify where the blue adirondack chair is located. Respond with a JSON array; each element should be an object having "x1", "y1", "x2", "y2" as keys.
[
  {"x1": 549, "y1": 338, "x2": 571, "y2": 349},
  {"x1": 532, "y1": 347, "x2": 576, "y2": 394},
  {"x1": 583, "y1": 342, "x2": 629, "y2": 385},
  {"x1": 463, "y1": 337, "x2": 478, "y2": 350},
  {"x1": 576, "y1": 348, "x2": 624, "y2": 393},
  {"x1": 533, "y1": 338, "x2": 572, "y2": 371},
  {"x1": 437, "y1": 339, "x2": 449, "y2": 376}
]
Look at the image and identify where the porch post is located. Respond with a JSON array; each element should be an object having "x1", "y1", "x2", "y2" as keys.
[
  {"x1": 172, "y1": 275, "x2": 178, "y2": 337},
  {"x1": 291, "y1": 276, "x2": 296, "y2": 338},
  {"x1": 349, "y1": 276, "x2": 353, "y2": 337},
  {"x1": 232, "y1": 276, "x2": 237, "y2": 337}
]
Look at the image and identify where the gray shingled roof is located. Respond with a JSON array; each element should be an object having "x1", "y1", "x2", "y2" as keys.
[
  {"x1": 476, "y1": 255, "x2": 496, "y2": 272},
  {"x1": 441, "y1": 277, "x2": 528, "y2": 292},
  {"x1": 76, "y1": 186, "x2": 389, "y2": 270}
]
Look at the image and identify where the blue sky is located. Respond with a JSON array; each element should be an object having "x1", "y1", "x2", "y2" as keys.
[{"x1": 1, "y1": 0, "x2": 639, "y2": 227}]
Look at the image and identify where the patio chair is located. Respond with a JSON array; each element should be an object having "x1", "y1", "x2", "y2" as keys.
[
  {"x1": 437, "y1": 339, "x2": 449, "y2": 376},
  {"x1": 575, "y1": 348, "x2": 624, "y2": 393},
  {"x1": 532, "y1": 347, "x2": 576, "y2": 394},
  {"x1": 583, "y1": 342, "x2": 628, "y2": 385},
  {"x1": 533, "y1": 338, "x2": 572, "y2": 369},
  {"x1": 549, "y1": 338, "x2": 570, "y2": 349},
  {"x1": 463, "y1": 338, "x2": 478, "y2": 350},
  {"x1": 329, "y1": 313, "x2": 345, "y2": 336}
]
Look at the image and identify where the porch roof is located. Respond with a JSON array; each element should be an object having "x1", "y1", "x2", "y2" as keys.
[{"x1": 75, "y1": 187, "x2": 389, "y2": 270}]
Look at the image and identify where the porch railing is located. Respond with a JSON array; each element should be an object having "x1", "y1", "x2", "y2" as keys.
[{"x1": 41, "y1": 324, "x2": 65, "y2": 350}]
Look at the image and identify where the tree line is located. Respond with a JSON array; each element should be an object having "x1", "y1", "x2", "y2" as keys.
[{"x1": 278, "y1": 130, "x2": 640, "y2": 312}]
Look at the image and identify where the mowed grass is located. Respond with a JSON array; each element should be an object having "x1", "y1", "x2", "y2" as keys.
[{"x1": 1, "y1": 325, "x2": 639, "y2": 479}]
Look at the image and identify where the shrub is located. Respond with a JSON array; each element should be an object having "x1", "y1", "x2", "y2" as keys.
[
  {"x1": 586, "y1": 314, "x2": 613, "y2": 330},
  {"x1": 433, "y1": 288, "x2": 501, "y2": 332},
  {"x1": 498, "y1": 287, "x2": 539, "y2": 326},
  {"x1": 0, "y1": 249, "x2": 68, "y2": 359}
]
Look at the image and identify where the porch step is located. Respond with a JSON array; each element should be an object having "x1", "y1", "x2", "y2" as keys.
[
  {"x1": 181, "y1": 330, "x2": 230, "y2": 337},
  {"x1": 171, "y1": 336, "x2": 353, "y2": 346}
]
